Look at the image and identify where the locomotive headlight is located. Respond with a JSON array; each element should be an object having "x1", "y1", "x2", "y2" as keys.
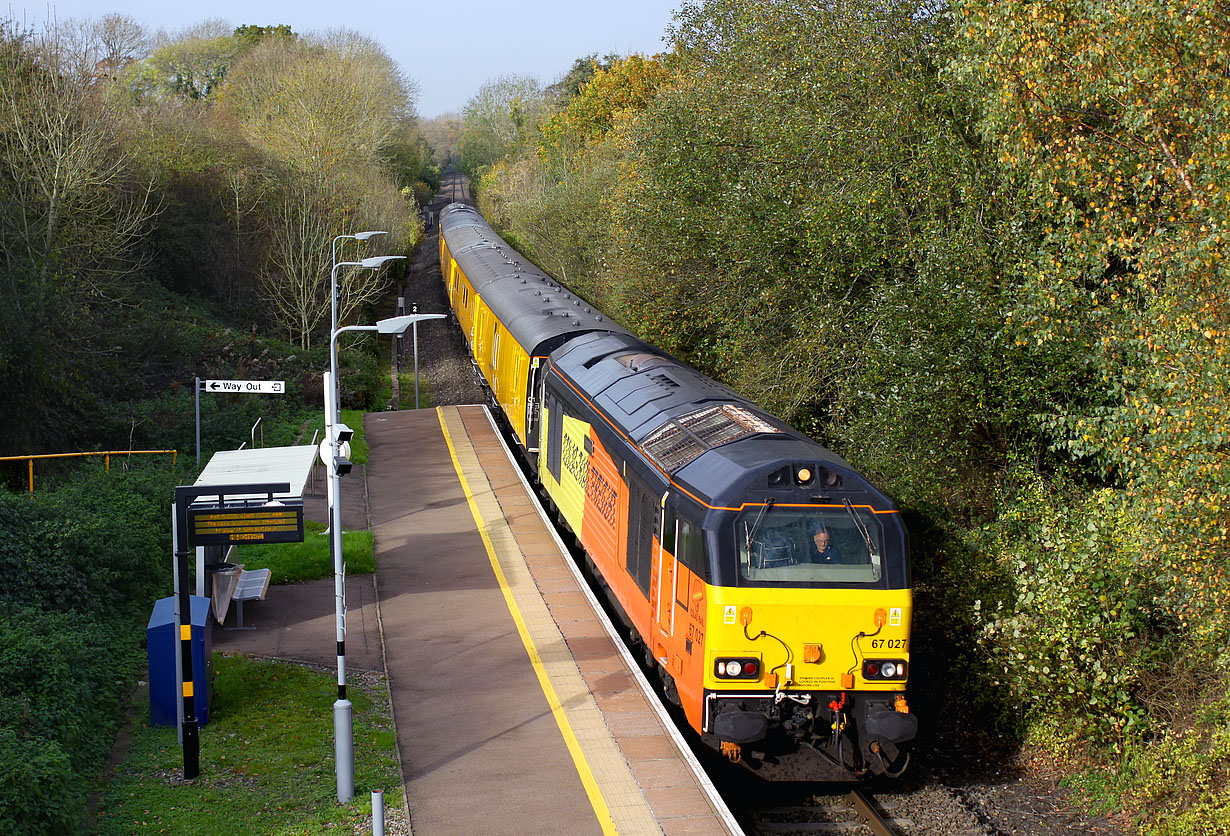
[
  {"x1": 724, "y1": 660, "x2": 742, "y2": 677},
  {"x1": 881, "y1": 662, "x2": 897, "y2": 678}
]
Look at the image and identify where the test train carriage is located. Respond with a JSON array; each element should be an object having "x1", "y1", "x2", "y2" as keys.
[{"x1": 438, "y1": 203, "x2": 918, "y2": 779}]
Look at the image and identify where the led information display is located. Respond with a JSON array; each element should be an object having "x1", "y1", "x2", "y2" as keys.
[{"x1": 187, "y1": 502, "x2": 304, "y2": 547}]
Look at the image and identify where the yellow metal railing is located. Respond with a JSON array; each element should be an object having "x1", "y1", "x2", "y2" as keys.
[{"x1": 0, "y1": 450, "x2": 178, "y2": 492}]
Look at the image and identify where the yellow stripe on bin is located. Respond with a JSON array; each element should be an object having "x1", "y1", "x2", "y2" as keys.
[{"x1": 438, "y1": 409, "x2": 618, "y2": 836}]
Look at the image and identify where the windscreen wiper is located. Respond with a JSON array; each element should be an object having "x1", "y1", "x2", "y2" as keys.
[
  {"x1": 843, "y1": 498, "x2": 877, "y2": 560},
  {"x1": 745, "y1": 497, "x2": 776, "y2": 553}
]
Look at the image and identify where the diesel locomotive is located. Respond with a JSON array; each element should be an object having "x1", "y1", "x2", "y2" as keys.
[{"x1": 438, "y1": 202, "x2": 917, "y2": 779}]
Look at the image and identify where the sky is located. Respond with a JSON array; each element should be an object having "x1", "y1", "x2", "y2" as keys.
[{"x1": 9, "y1": 0, "x2": 683, "y2": 118}]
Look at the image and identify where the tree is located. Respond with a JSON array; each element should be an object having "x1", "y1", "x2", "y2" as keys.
[
  {"x1": 419, "y1": 113, "x2": 461, "y2": 165},
  {"x1": 545, "y1": 53, "x2": 620, "y2": 105},
  {"x1": 221, "y1": 31, "x2": 410, "y2": 171},
  {"x1": 0, "y1": 23, "x2": 153, "y2": 451},
  {"x1": 232, "y1": 24, "x2": 295, "y2": 50},
  {"x1": 218, "y1": 31, "x2": 419, "y2": 347},
  {"x1": 537, "y1": 54, "x2": 670, "y2": 181},
  {"x1": 44, "y1": 13, "x2": 148, "y2": 82},
  {"x1": 458, "y1": 74, "x2": 544, "y2": 173},
  {"x1": 128, "y1": 20, "x2": 240, "y2": 101},
  {"x1": 953, "y1": 0, "x2": 1230, "y2": 633}
]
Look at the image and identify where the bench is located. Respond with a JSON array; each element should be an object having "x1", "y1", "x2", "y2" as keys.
[{"x1": 228, "y1": 568, "x2": 272, "y2": 630}]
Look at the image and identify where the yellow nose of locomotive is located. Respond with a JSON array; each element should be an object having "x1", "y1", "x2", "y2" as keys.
[{"x1": 705, "y1": 588, "x2": 912, "y2": 693}]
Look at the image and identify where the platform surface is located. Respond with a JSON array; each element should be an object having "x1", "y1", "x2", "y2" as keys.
[{"x1": 365, "y1": 405, "x2": 738, "y2": 836}]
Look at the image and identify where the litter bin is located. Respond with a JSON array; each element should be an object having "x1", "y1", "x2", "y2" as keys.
[
  {"x1": 147, "y1": 595, "x2": 213, "y2": 727},
  {"x1": 210, "y1": 563, "x2": 242, "y2": 625}
]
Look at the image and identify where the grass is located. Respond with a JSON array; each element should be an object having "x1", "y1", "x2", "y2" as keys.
[
  {"x1": 236, "y1": 520, "x2": 374, "y2": 584},
  {"x1": 95, "y1": 654, "x2": 402, "y2": 836},
  {"x1": 395, "y1": 371, "x2": 434, "y2": 410}
]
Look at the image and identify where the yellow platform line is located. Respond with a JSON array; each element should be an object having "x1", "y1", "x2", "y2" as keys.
[{"x1": 439, "y1": 407, "x2": 640, "y2": 835}]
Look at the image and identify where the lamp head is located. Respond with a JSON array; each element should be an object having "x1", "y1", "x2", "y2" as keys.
[
  {"x1": 334, "y1": 423, "x2": 354, "y2": 443},
  {"x1": 359, "y1": 255, "x2": 405, "y2": 269},
  {"x1": 354, "y1": 230, "x2": 388, "y2": 241},
  {"x1": 376, "y1": 315, "x2": 416, "y2": 335}
]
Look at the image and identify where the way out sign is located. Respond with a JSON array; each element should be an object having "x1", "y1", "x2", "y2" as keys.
[{"x1": 202, "y1": 379, "x2": 285, "y2": 394}]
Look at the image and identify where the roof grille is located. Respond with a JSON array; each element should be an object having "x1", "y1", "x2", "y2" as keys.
[{"x1": 642, "y1": 404, "x2": 780, "y2": 473}]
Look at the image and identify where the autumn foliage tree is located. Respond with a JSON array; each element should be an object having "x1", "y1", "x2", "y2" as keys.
[
  {"x1": 0, "y1": 23, "x2": 153, "y2": 450},
  {"x1": 953, "y1": 0, "x2": 1230, "y2": 635}
]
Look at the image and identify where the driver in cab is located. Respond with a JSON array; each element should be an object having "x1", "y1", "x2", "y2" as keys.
[{"x1": 809, "y1": 522, "x2": 843, "y2": 563}]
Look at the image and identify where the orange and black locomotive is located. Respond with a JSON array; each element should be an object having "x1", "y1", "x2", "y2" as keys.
[{"x1": 439, "y1": 203, "x2": 917, "y2": 778}]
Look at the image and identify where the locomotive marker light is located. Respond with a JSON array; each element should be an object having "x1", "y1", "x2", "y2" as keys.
[{"x1": 325, "y1": 313, "x2": 443, "y2": 804}]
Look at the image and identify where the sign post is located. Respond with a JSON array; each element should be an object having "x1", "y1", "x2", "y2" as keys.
[
  {"x1": 202, "y1": 379, "x2": 286, "y2": 394},
  {"x1": 171, "y1": 481, "x2": 303, "y2": 779}
]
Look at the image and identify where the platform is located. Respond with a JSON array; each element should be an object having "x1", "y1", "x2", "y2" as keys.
[{"x1": 365, "y1": 405, "x2": 740, "y2": 836}]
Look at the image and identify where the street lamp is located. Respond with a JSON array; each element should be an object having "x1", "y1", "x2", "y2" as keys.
[
  {"x1": 324, "y1": 313, "x2": 444, "y2": 804},
  {"x1": 329, "y1": 255, "x2": 405, "y2": 423},
  {"x1": 331, "y1": 231, "x2": 388, "y2": 333},
  {"x1": 330, "y1": 254, "x2": 404, "y2": 351}
]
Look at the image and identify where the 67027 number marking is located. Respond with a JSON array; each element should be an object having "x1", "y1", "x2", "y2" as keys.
[{"x1": 870, "y1": 639, "x2": 907, "y2": 650}]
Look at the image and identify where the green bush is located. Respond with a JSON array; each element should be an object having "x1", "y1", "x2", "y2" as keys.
[
  {"x1": 0, "y1": 470, "x2": 171, "y2": 619},
  {"x1": 0, "y1": 607, "x2": 142, "y2": 836},
  {"x1": 0, "y1": 471, "x2": 172, "y2": 835},
  {"x1": 966, "y1": 472, "x2": 1153, "y2": 748},
  {"x1": 0, "y1": 727, "x2": 77, "y2": 836}
]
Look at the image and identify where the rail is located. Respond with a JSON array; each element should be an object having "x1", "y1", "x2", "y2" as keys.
[
  {"x1": 848, "y1": 790, "x2": 897, "y2": 836},
  {"x1": 0, "y1": 450, "x2": 178, "y2": 492}
]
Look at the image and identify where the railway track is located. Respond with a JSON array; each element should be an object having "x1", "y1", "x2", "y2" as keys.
[{"x1": 745, "y1": 789, "x2": 903, "y2": 835}]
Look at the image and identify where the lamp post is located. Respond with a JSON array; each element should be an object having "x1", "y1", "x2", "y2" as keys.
[
  {"x1": 331, "y1": 231, "x2": 388, "y2": 332},
  {"x1": 325, "y1": 313, "x2": 444, "y2": 804},
  {"x1": 329, "y1": 255, "x2": 405, "y2": 423}
]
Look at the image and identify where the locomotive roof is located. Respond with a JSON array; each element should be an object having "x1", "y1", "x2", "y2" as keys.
[
  {"x1": 550, "y1": 331, "x2": 894, "y2": 509},
  {"x1": 440, "y1": 204, "x2": 630, "y2": 353}
]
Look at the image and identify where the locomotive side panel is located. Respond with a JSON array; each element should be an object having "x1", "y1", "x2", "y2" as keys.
[{"x1": 536, "y1": 379, "x2": 655, "y2": 644}]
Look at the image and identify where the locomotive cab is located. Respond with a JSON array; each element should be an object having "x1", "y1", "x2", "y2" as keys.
[{"x1": 680, "y1": 451, "x2": 917, "y2": 779}]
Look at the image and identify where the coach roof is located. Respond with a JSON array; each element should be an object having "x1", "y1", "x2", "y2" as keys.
[{"x1": 440, "y1": 203, "x2": 629, "y2": 353}]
